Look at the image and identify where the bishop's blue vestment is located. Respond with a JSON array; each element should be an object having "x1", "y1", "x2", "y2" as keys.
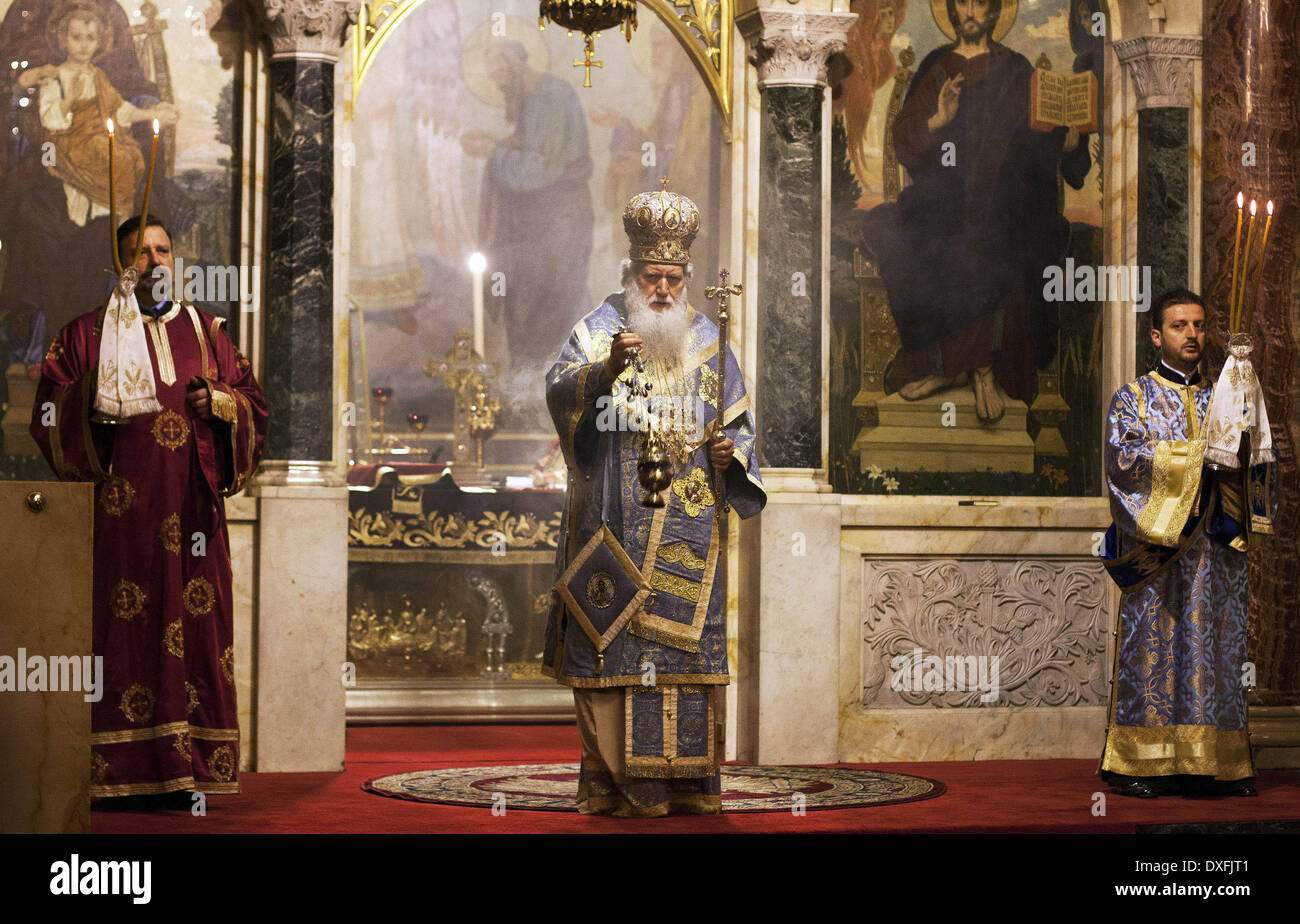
[{"x1": 545, "y1": 293, "x2": 766, "y2": 814}]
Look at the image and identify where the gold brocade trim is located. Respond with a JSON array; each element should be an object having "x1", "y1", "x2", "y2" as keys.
[
  {"x1": 630, "y1": 516, "x2": 719, "y2": 653},
  {"x1": 649, "y1": 569, "x2": 701, "y2": 602},
  {"x1": 348, "y1": 508, "x2": 561, "y2": 550},
  {"x1": 208, "y1": 384, "x2": 237, "y2": 424},
  {"x1": 1100, "y1": 724, "x2": 1254, "y2": 780},
  {"x1": 91, "y1": 722, "x2": 239, "y2": 745},
  {"x1": 566, "y1": 364, "x2": 593, "y2": 468},
  {"x1": 79, "y1": 373, "x2": 107, "y2": 479},
  {"x1": 91, "y1": 777, "x2": 241, "y2": 798},
  {"x1": 144, "y1": 316, "x2": 176, "y2": 386},
  {"x1": 624, "y1": 684, "x2": 717, "y2": 778},
  {"x1": 185, "y1": 304, "x2": 214, "y2": 379},
  {"x1": 553, "y1": 672, "x2": 730, "y2": 689},
  {"x1": 1135, "y1": 439, "x2": 1204, "y2": 547}
]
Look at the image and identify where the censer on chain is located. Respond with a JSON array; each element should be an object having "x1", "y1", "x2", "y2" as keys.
[{"x1": 616, "y1": 321, "x2": 674, "y2": 507}]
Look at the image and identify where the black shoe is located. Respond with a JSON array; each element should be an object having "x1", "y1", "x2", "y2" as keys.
[
  {"x1": 1224, "y1": 778, "x2": 1258, "y2": 797},
  {"x1": 1181, "y1": 776, "x2": 1258, "y2": 798},
  {"x1": 94, "y1": 790, "x2": 194, "y2": 811},
  {"x1": 1112, "y1": 776, "x2": 1160, "y2": 799}
]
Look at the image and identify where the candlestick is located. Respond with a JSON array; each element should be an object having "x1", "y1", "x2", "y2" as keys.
[
  {"x1": 1234, "y1": 199, "x2": 1258, "y2": 332},
  {"x1": 107, "y1": 119, "x2": 122, "y2": 274},
  {"x1": 1244, "y1": 199, "x2": 1275, "y2": 332},
  {"x1": 1229, "y1": 191, "x2": 1243, "y2": 329},
  {"x1": 132, "y1": 119, "x2": 161, "y2": 266},
  {"x1": 468, "y1": 252, "x2": 486, "y2": 356}
]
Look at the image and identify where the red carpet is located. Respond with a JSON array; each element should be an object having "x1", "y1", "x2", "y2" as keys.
[{"x1": 91, "y1": 725, "x2": 1300, "y2": 834}]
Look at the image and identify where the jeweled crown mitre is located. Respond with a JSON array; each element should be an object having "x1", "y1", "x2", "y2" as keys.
[{"x1": 623, "y1": 184, "x2": 700, "y2": 265}]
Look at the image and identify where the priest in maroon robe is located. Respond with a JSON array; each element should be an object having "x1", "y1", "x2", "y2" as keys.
[{"x1": 30, "y1": 214, "x2": 268, "y2": 805}]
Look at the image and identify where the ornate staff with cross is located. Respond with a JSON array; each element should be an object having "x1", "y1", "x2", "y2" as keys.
[{"x1": 704, "y1": 269, "x2": 741, "y2": 517}]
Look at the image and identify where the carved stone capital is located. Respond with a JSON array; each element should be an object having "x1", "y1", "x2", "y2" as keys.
[
  {"x1": 1113, "y1": 34, "x2": 1202, "y2": 109},
  {"x1": 736, "y1": 9, "x2": 857, "y2": 90},
  {"x1": 258, "y1": 0, "x2": 358, "y2": 63}
]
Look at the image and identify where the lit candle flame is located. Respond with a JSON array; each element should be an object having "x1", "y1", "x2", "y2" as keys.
[
  {"x1": 106, "y1": 117, "x2": 115, "y2": 134},
  {"x1": 152, "y1": 118, "x2": 159, "y2": 135}
]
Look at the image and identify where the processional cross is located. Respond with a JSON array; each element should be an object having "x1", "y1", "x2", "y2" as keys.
[{"x1": 424, "y1": 330, "x2": 499, "y2": 474}]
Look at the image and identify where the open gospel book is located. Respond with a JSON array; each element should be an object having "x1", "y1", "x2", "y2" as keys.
[{"x1": 1029, "y1": 68, "x2": 1098, "y2": 134}]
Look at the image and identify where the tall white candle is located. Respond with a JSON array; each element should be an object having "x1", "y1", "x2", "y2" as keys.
[{"x1": 469, "y1": 252, "x2": 487, "y2": 356}]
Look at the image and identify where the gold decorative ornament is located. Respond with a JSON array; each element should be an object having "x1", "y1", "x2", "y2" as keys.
[
  {"x1": 671, "y1": 465, "x2": 715, "y2": 517},
  {"x1": 220, "y1": 645, "x2": 234, "y2": 684},
  {"x1": 151, "y1": 409, "x2": 189, "y2": 451},
  {"x1": 119, "y1": 682, "x2": 156, "y2": 725},
  {"x1": 110, "y1": 578, "x2": 146, "y2": 621},
  {"x1": 164, "y1": 619, "x2": 184, "y2": 658},
  {"x1": 208, "y1": 744, "x2": 236, "y2": 782},
  {"x1": 538, "y1": 0, "x2": 638, "y2": 88},
  {"x1": 99, "y1": 476, "x2": 135, "y2": 516},
  {"x1": 586, "y1": 572, "x2": 617, "y2": 608},
  {"x1": 160, "y1": 512, "x2": 181, "y2": 553},
  {"x1": 183, "y1": 577, "x2": 215, "y2": 617},
  {"x1": 173, "y1": 730, "x2": 191, "y2": 761},
  {"x1": 185, "y1": 681, "x2": 200, "y2": 715},
  {"x1": 91, "y1": 750, "x2": 108, "y2": 785}
]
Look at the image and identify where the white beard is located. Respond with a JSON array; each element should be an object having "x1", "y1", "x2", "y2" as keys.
[{"x1": 624, "y1": 283, "x2": 691, "y2": 366}]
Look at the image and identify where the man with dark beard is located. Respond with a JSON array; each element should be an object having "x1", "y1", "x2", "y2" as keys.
[
  {"x1": 544, "y1": 187, "x2": 765, "y2": 816},
  {"x1": 857, "y1": 0, "x2": 1089, "y2": 421}
]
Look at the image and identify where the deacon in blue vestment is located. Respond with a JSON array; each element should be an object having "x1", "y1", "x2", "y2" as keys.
[
  {"x1": 1100, "y1": 289, "x2": 1276, "y2": 798},
  {"x1": 544, "y1": 186, "x2": 766, "y2": 816}
]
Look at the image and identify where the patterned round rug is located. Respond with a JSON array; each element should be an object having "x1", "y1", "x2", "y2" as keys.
[{"x1": 363, "y1": 763, "x2": 944, "y2": 812}]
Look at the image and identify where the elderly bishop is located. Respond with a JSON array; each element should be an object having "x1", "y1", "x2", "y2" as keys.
[{"x1": 544, "y1": 187, "x2": 766, "y2": 816}]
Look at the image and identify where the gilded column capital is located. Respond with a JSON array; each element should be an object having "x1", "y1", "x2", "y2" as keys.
[
  {"x1": 736, "y1": 8, "x2": 857, "y2": 90},
  {"x1": 258, "y1": 0, "x2": 358, "y2": 63},
  {"x1": 1113, "y1": 34, "x2": 1202, "y2": 109}
]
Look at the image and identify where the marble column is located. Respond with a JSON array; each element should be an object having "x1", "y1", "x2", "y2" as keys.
[
  {"x1": 735, "y1": 8, "x2": 855, "y2": 764},
  {"x1": 1203, "y1": 0, "x2": 1300, "y2": 762},
  {"x1": 248, "y1": 0, "x2": 356, "y2": 772},
  {"x1": 738, "y1": 8, "x2": 854, "y2": 487},
  {"x1": 1113, "y1": 35, "x2": 1201, "y2": 372}
]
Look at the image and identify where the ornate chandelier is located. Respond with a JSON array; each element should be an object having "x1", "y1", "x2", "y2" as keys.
[{"x1": 538, "y1": 0, "x2": 638, "y2": 87}]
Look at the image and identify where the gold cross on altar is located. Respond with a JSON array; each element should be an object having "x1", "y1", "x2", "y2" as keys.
[
  {"x1": 573, "y1": 34, "x2": 602, "y2": 87},
  {"x1": 425, "y1": 330, "x2": 499, "y2": 470}
]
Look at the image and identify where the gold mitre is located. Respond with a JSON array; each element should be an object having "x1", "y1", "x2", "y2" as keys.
[{"x1": 623, "y1": 182, "x2": 700, "y2": 265}]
